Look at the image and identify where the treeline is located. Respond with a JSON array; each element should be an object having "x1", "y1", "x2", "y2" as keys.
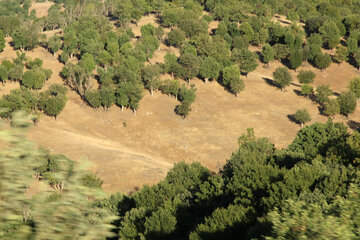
[
  {"x1": 1, "y1": 113, "x2": 360, "y2": 239},
  {"x1": 0, "y1": 52, "x2": 67, "y2": 120}
]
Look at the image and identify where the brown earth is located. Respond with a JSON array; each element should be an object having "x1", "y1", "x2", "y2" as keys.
[
  {"x1": 29, "y1": 0, "x2": 53, "y2": 18},
  {"x1": 1, "y1": 12, "x2": 360, "y2": 193}
]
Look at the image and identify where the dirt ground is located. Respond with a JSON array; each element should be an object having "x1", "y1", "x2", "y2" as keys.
[
  {"x1": 1, "y1": 12, "x2": 360, "y2": 193},
  {"x1": 29, "y1": 0, "x2": 53, "y2": 18}
]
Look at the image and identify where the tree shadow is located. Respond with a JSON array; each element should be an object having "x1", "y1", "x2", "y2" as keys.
[
  {"x1": 293, "y1": 89, "x2": 303, "y2": 96},
  {"x1": 287, "y1": 114, "x2": 297, "y2": 124},
  {"x1": 262, "y1": 77, "x2": 277, "y2": 88},
  {"x1": 291, "y1": 82, "x2": 301, "y2": 87},
  {"x1": 347, "y1": 120, "x2": 360, "y2": 131}
]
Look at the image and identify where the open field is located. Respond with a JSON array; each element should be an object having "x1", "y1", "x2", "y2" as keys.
[{"x1": 1, "y1": 13, "x2": 360, "y2": 193}]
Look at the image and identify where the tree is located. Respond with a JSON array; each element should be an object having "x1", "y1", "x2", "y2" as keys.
[
  {"x1": 44, "y1": 95, "x2": 67, "y2": 119},
  {"x1": 0, "y1": 65, "x2": 8, "y2": 84},
  {"x1": 160, "y1": 79, "x2": 180, "y2": 98},
  {"x1": 338, "y1": 91, "x2": 357, "y2": 117},
  {"x1": 22, "y1": 69, "x2": 46, "y2": 90},
  {"x1": 314, "y1": 53, "x2": 332, "y2": 71},
  {"x1": 316, "y1": 85, "x2": 333, "y2": 104},
  {"x1": 297, "y1": 70, "x2": 315, "y2": 84},
  {"x1": 223, "y1": 65, "x2": 245, "y2": 96},
  {"x1": 167, "y1": 29, "x2": 186, "y2": 48},
  {"x1": 99, "y1": 86, "x2": 115, "y2": 110},
  {"x1": 175, "y1": 101, "x2": 191, "y2": 119},
  {"x1": 333, "y1": 45, "x2": 348, "y2": 65},
  {"x1": 293, "y1": 109, "x2": 311, "y2": 127},
  {"x1": 354, "y1": 49, "x2": 360, "y2": 72},
  {"x1": 47, "y1": 35, "x2": 61, "y2": 57},
  {"x1": 11, "y1": 24, "x2": 40, "y2": 51},
  {"x1": 85, "y1": 90, "x2": 102, "y2": 109},
  {"x1": 323, "y1": 98, "x2": 340, "y2": 117},
  {"x1": 231, "y1": 48, "x2": 258, "y2": 76},
  {"x1": 273, "y1": 44, "x2": 290, "y2": 60},
  {"x1": 319, "y1": 21, "x2": 340, "y2": 49},
  {"x1": 289, "y1": 48, "x2": 303, "y2": 71},
  {"x1": 262, "y1": 44, "x2": 274, "y2": 66},
  {"x1": 199, "y1": 57, "x2": 220, "y2": 83},
  {"x1": 142, "y1": 64, "x2": 162, "y2": 95},
  {"x1": 80, "y1": 53, "x2": 96, "y2": 74},
  {"x1": 349, "y1": 77, "x2": 360, "y2": 98},
  {"x1": 8, "y1": 65, "x2": 23, "y2": 81},
  {"x1": 164, "y1": 52, "x2": 179, "y2": 78},
  {"x1": 273, "y1": 67, "x2": 293, "y2": 90},
  {"x1": 179, "y1": 53, "x2": 201, "y2": 83},
  {"x1": 301, "y1": 84, "x2": 314, "y2": 98},
  {"x1": 0, "y1": 29, "x2": 5, "y2": 52}
]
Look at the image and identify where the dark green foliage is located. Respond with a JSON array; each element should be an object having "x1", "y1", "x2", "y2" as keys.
[
  {"x1": 44, "y1": 95, "x2": 67, "y2": 118},
  {"x1": 300, "y1": 84, "x2": 313, "y2": 97},
  {"x1": 231, "y1": 48, "x2": 258, "y2": 76},
  {"x1": 99, "y1": 86, "x2": 115, "y2": 109},
  {"x1": 273, "y1": 67, "x2": 293, "y2": 90},
  {"x1": 22, "y1": 69, "x2": 46, "y2": 89},
  {"x1": 288, "y1": 120, "x2": 348, "y2": 158},
  {"x1": 199, "y1": 57, "x2": 220, "y2": 83},
  {"x1": 273, "y1": 44, "x2": 289, "y2": 60},
  {"x1": 142, "y1": 64, "x2": 161, "y2": 95},
  {"x1": 167, "y1": 29, "x2": 185, "y2": 48},
  {"x1": 349, "y1": 77, "x2": 360, "y2": 98},
  {"x1": 319, "y1": 21, "x2": 340, "y2": 49},
  {"x1": 0, "y1": 29, "x2": 5, "y2": 52},
  {"x1": 316, "y1": 85, "x2": 333, "y2": 104},
  {"x1": 297, "y1": 70, "x2": 315, "y2": 84},
  {"x1": 222, "y1": 65, "x2": 245, "y2": 96},
  {"x1": 333, "y1": 45, "x2": 348, "y2": 64},
  {"x1": 323, "y1": 98, "x2": 340, "y2": 117},
  {"x1": 0, "y1": 65, "x2": 8, "y2": 83},
  {"x1": 314, "y1": 53, "x2": 332, "y2": 71},
  {"x1": 289, "y1": 49, "x2": 303, "y2": 70},
  {"x1": 160, "y1": 79, "x2": 180, "y2": 98},
  {"x1": 27, "y1": 58, "x2": 43, "y2": 69},
  {"x1": 338, "y1": 91, "x2": 357, "y2": 116},
  {"x1": 262, "y1": 44, "x2": 274, "y2": 65},
  {"x1": 81, "y1": 172, "x2": 103, "y2": 189},
  {"x1": 116, "y1": 82, "x2": 143, "y2": 112},
  {"x1": 293, "y1": 109, "x2": 311, "y2": 127},
  {"x1": 179, "y1": 53, "x2": 201, "y2": 81},
  {"x1": 0, "y1": 88, "x2": 38, "y2": 118},
  {"x1": 85, "y1": 90, "x2": 101, "y2": 109}
]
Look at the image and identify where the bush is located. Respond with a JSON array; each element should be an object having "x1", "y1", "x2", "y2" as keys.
[
  {"x1": 273, "y1": 67, "x2": 293, "y2": 90},
  {"x1": 293, "y1": 109, "x2": 311, "y2": 127},
  {"x1": 85, "y1": 90, "x2": 101, "y2": 109},
  {"x1": 338, "y1": 91, "x2": 357, "y2": 117},
  {"x1": 22, "y1": 69, "x2": 46, "y2": 89},
  {"x1": 167, "y1": 29, "x2": 186, "y2": 47},
  {"x1": 349, "y1": 77, "x2": 360, "y2": 98},
  {"x1": 297, "y1": 70, "x2": 315, "y2": 84},
  {"x1": 301, "y1": 84, "x2": 313, "y2": 97},
  {"x1": 44, "y1": 95, "x2": 67, "y2": 118},
  {"x1": 323, "y1": 99, "x2": 340, "y2": 117}
]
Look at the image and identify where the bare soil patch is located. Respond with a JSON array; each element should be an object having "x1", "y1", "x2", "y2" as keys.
[{"x1": 29, "y1": 0, "x2": 53, "y2": 18}]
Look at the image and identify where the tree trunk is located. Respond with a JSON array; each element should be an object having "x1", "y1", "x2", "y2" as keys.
[
  {"x1": 205, "y1": 78, "x2": 209, "y2": 84},
  {"x1": 301, "y1": 122, "x2": 304, "y2": 128},
  {"x1": 235, "y1": 92, "x2": 238, "y2": 97},
  {"x1": 133, "y1": 109, "x2": 137, "y2": 115},
  {"x1": 121, "y1": 106, "x2": 124, "y2": 111},
  {"x1": 150, "y1": 88, "x2": 154, "y2": 96}
]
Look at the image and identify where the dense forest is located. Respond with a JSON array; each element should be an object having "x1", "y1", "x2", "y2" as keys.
[{"x1": 1, "y1": 0, "x2": 360, "y2": 239}]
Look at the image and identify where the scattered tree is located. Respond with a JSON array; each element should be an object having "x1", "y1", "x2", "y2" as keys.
[
  {"x1": 293, "y1": 109, "x2": 311, "y2": 127},
  {"x1": 297, "y1": 70, "x2": 316, "y2": 84},
  {"x1": 338, "y1": 91, "x2": 357, "y2": 117},
  {"x1": 273, "y1": 67, "x2": 293, "y2": 90}
]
